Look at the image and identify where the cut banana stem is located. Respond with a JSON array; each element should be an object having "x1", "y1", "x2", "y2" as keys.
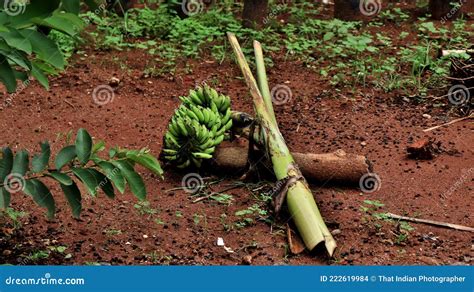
[{"x1": 227, "y1": 32, "x2": 337, "y2": 256}]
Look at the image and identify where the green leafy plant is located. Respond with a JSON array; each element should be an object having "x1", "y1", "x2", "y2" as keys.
[
  {"x1": 0, "y1": 0, "x2": 88, "y2": 92},
  {"x1": 234, "y1": 204, "x2": 268, "y2": 228},
  {"x1": 0, "y1": 207, "x2": 26, "y2": 229},
  {"x1": 0, "y1": 128, "x2": 163, "y2": 219}
]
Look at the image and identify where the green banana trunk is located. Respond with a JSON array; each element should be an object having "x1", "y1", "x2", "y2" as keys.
[{"x1": 227, "y1": 32, "x2": 336, "y2": 256}]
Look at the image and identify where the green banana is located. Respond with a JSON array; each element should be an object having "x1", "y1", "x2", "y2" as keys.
[
  {"x1": 162, "y1": 149, "x2": 178, "y2": 155},
  {"x1": 213, "y1": 134, "x2": 224, "y2": 146},
  {"x1": 192, "y1": 152, "x2": 213, "y2": 159},
  {"x1": 161, "y1": 85, "x2": 234, "y2": 169}
]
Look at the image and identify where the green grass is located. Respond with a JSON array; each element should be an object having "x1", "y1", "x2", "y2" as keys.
[{"x1": 72, "y1": 2, "x2": 473, "y2": 97}]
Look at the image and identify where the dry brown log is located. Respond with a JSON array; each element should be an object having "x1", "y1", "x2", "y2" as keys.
[{"x1": 214, "y1": 142, "x2": 372, "y2": 184}]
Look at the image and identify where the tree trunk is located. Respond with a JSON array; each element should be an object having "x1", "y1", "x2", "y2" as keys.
[
  {"x1": 334, "y1": 0, "x2": 382, "y2": 21},
  {"x1": 214, "y1": 143, "x2": 372, "y2": 184},
  {"x1": 242, "y1": 0, "x2": 269, "y2": 29},
  {"x1": 429, "y1": 0, "x2": 462, "y2": 21}
]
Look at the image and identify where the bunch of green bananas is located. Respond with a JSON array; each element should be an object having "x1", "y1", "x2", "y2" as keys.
[{"x1": 161, "y1": 86, "x2": 233, "y2": 168}]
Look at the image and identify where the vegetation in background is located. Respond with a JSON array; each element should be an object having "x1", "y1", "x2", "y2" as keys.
[{"x1": 77, "y1": 1, "x2": 472, "y2": 97}]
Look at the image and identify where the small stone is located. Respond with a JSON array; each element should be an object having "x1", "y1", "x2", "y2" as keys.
[
  {"x1": 403, "y1": 97, "x2": 410, "y2": 102},
  {"x1": 360, "y1": 141, "x2": 367, "y2": 146},
  {"x1": 217, "y1": 237, "x2": 224, "y2": 246},
  {"x1": 242, "y1": 255, "x2": 252, "y2": 265},
  {"x1": 2, "y1": 250, "x2": 12, "y2": 256},
  {"x1": 331, "y1": 229, "x2": 342, "y2": 235},
  {"x1": 422, "y1": 114, "x2": 431, "y2": 119},
  {"x1": 142, "y1": 235, "x2": 148, "y2": 239},
  {"x1": 471, "y1": 244, "x2": 474, "y2": 251},
  {"x1": 109, "y1": 77, "x2": 120, "y2": 87}
]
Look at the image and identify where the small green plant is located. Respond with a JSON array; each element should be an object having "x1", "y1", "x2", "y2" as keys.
[
  {"x1": 0, "y1": 207, "x2": 27, "y2": 229},
  {"x1": 395, "y1": 233, "x2": 409, "y2": 245},
  {"x1": 209, "y1": 193, "x2": 233, "y2": 205},
  {"x1": 378, "y1": 8, "x2": 410, "y2": 23},
  {"x1": 134, "y1": 201, "x2": 159, "y2": 217},
  {"x1": 48, "y1": 245, "x2": 67, "y2": 253},
  {"x1": 0, "y1": 128, "x2": 163, "y2": 219},
  {"x1": 399, "y1": 221, "x2": 415, "y2": 231},
  {"x1": 154, "y1": 218, "x2": 165, "y2": 225},
  {"x1": 220, "y1": 213, "x2": 232, "y2": 232},
  {"x1": 25, "y1": 250, "x2": 49, "y2": 262},
  {"x1": 104, "y1": 228, "x2": 122, "y2": 236},
  {"x1": 234, "y1": 204, "x2": 268, "y2": 228},
  {"x1": 360, "y1": 200, "x2": 385, "y2": 213}
]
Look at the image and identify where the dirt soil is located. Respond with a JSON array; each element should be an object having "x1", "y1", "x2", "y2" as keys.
[{"x1": 0, "y1": 21, "x2": 473, "y2": 266}]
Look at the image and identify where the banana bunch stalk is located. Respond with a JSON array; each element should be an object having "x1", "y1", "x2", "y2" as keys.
[{"x1": 161, "y1": 86, "x2": 233, "y2": 168}]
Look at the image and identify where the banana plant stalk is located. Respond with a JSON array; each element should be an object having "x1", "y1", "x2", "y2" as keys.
[{"x1": 227, "y1": 32, "x2": 336, "y2": 256}]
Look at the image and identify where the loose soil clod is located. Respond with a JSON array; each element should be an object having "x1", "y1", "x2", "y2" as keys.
[{"x1": 406, "y1": 138, "x2": 442, "y2": 160}]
